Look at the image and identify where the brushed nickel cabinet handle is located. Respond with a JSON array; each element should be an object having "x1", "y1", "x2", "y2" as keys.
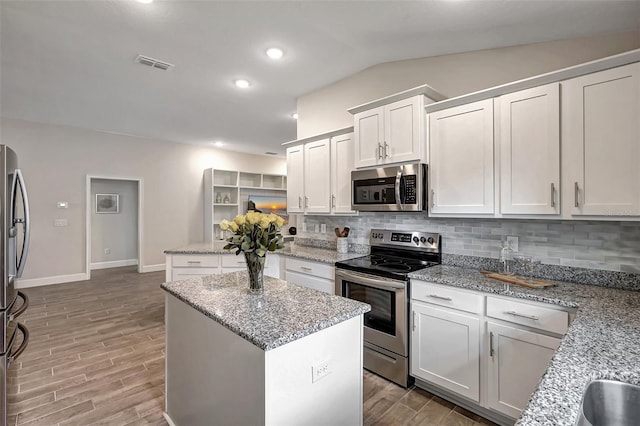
[
  {"x1": 383, "y1": 142, "x2": 390, "y2": 158},
  {"x1": 187, "y1": 261, "x2": 201, "y2": 264},
  {"x1": 490, "y1": 331, "x2": 495, "y2": 357},
  {"x1": 300, "y1": 266, "x2": 312, "y2": 272},
  {"x1": 377, "y1": 143, "x2": 383, "y2": 160},
  {"x1": 428, "y1": 294, "x2": 452, "y2": 301},
  {"x1": 304, "y1": 196, "x2": 309, "y2": 208},
  {"x1": 298, "y1": 196, "x2": 302, "y2": 209},
  {"x1": 412, "y1": 311, "x2": 416, "y2": 332},
  {"x1": 332, "y1": 195, "x2": 336, "y2": 208},
  {"x1": 574, "y1": 182, "x2": 579, "y2": 208},
  {"x1": 505, "y1": 311, "x2": 539, "y2": 321},
  {"x1": 431, "y1": 190, "x2": 435, "y2": 208},
  {"x1": 551, "y1": 183, "x2": 556, "y2": 208}
]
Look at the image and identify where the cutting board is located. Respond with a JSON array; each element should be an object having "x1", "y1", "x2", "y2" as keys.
[{"x1": 480, "y1": 271, "x2": 555, "y2": 289}]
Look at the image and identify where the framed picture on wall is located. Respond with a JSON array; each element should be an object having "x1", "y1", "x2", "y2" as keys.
[{"x1": 96, "y1": 193, "x2": 119, "y2": 214}]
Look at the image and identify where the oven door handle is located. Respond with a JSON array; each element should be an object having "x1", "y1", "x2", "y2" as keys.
[{"x1": 336, "y1": 270, "x2": 406, "y2": 291}]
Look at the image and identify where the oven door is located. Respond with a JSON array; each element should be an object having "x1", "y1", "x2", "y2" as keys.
[{"x1": 335, "y1": 269, "x2": 407, "y2": 356}]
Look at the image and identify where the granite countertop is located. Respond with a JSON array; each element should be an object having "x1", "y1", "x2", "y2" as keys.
[
  {"x1": 164, "y1": 241, "x2": 365, "y2": 264},
  {"x1": 161, "y1": 271, "x2": 371, "y2": 351},
  {"x1": 409, "y1": 265, "x2": 640, "y2": 426}
]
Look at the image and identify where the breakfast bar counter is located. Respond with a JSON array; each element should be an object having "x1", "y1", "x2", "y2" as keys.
[{"x1": 161, "y1": 271, "x2": 370, "y2": 426}]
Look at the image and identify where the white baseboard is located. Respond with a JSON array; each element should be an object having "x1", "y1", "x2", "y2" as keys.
[
  {"x1": 16, "y1": 272, "x2": 89, "y2": 289},
  {"x1": 163, "y1": 413, "x2": 177, "y2": 426},
  {"x1": 90, "y1": 259, "x2": 138, "y2": 270},
  {"x1": 141, "y1": 263, "x2": 165, "y2": 273}
]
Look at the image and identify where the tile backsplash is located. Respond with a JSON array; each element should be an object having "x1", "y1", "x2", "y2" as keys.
[{"x1": 300, "y1": 213, "x2": 640, "y2": 273}]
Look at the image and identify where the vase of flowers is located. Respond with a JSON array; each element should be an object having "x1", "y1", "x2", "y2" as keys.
[{"x1": 219, "y1": 212, "x2": 286, "y2": 294}]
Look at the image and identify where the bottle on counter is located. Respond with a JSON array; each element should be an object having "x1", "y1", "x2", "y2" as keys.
[{"x1": 500, "y1": 245, "x2": 514, "y2": 275}]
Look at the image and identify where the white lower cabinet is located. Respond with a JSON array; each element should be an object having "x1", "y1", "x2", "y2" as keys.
[
  {"x1": 410, "y1": 279, "x2": 570, "y2": 423},
  {"x1": 486, "y1": 321, "x2": 560, "y2": 419},
  {"x1": 284, "y1": 258, "x2": 335, "y2": 294},
  {"x1": 411, "y1": 301, "x2": 480, "y2": 402}
]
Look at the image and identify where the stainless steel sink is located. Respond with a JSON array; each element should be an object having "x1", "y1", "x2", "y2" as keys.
[{"x1": 576, "y1": 379, "x2": 640, "y2": 425}]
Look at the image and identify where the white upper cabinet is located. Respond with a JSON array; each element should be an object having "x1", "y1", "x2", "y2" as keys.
[
  {"x1": 563, "y1": 62, "x2": 640, "y2": 217},
  {"x1": 499, "y1": 83, "x2": 560, "y2": 215},
  {"x1": 354, "y1": 95, "x2": 425, "y2": 168},
  {"x1": 303, "y1": 138, "x2": 331, "y2": 214},
  {"x1": 286, "y1": 145, "x2": 304, "y2": 213},
  {"x1": 429, "y1": 99, "x2": 495, "y2": 215},
  {"x1": 330, "y1": 133, "x2": 357, "y2": 214}
]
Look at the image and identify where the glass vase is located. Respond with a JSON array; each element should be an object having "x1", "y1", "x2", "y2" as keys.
[{"x1": 244, "y1": 251, "x2": 265, "y2": 294}]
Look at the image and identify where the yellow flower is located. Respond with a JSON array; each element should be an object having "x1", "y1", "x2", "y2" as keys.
[
  {"x1": 229, "y1": 222, "x2": 239, "y2": 232},
  {"x1": 234, "y1": 214, "x2": 245, "y2": 226},
  {"x1": 246, "y1": 211, "x2": 261, "y2": 225},
  {"x1": 275, "y1": 215, "x2": 285, "y2": 227},
  {"x1": 259, "y1": 216, "x2": 271, "y2": 228},
  {"x1": 219, "y1": 219, "x2": 230, "y2": 230}
]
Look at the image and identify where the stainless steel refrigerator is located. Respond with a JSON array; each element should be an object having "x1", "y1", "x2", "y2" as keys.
[{"x1": 0, "y1": 146, "x2": 30, "y2": 426}]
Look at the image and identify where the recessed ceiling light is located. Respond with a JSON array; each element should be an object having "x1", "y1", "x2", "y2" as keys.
[
  {"x1": 214, "y1": 141, "x2": 224, "y2": 147},
  {"x1": 291, "y1": 113, "x2": 299, "y2": 120},
  {"x1": 234, "y1": 79, "x2": 251, "y2": 89},
  {"x1": 266, "y1": 48, "x2": 284, "y2": 60},
  {"x1": 135, "y1": 0, "x2": 153, "y2": 4}
]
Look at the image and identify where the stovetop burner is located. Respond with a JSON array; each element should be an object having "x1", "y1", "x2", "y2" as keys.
[{"x1": 335, "y1": 229, "x2": 442, "y2": 281}]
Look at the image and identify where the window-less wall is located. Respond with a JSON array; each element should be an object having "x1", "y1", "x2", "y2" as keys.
[
  {"x1": 296, "y1": 30, "x2": 640, "y2": 138},
  {"x1": 3, "y1": 117, "x2": 286, "y2": 285},
  {"x1": 90, "y1": 179, "x2": 138, "y2": 269}
]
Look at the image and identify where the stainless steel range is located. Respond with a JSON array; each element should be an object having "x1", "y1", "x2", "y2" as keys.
[{"x1": 335, "y1": 229, "x2": 441, "y2": 388}]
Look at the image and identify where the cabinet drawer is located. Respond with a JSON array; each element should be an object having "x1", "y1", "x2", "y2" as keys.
[
  {"x1": 221, "y1": 254, "x2": 246, "y2": 267},
  {"x1": 411, "y1": 281, "x2": 482, "y2": 314},
  {"x1": 285, "y1": 258, "x2": 334, "y2": 280},
  {"x1": 172, "y1": 255, "x2": 219, "y2": 268},
  {"x1": 285, "y1": 271, "x2": 334, "y2": 294},
  {"x1": 172, "y1": 268, "x2": 219, "y2": 281},
  {"x1": 486, "y1": 296, "x2": 568, "y2": 335}
]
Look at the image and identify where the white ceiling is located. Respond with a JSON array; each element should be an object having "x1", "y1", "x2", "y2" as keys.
[{"x1": 1, "y1": 1, "x2": 638, "y2": 156}]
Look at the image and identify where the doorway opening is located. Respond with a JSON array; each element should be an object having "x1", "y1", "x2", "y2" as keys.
[{"x1": 86, "y1": 176, "x2": 143, "y2": 279}]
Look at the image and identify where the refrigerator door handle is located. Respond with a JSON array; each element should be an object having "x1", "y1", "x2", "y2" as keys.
[
  {"x1": 7, "y1": 323, "x2": 29, "y2": 366},
  {"x1": 12, "y1": 169, "x2": 30, "y2": 278},
  {"x1": 9, "y1": 291, "x2": 29, "y2": 321}
]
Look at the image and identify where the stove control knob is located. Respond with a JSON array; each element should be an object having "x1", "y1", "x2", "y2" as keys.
[
  {"x1": 413, "y1": 236, "x2": 419, "y2": 245},
  {"x1": 420, "y1": 237, "x2": 427, "y2": 244},
  {"x1": 427, "y1": 237, "x2": 435, "y2": 245}
]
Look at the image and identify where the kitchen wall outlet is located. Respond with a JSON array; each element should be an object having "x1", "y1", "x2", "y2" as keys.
[
  {"x1": 314, "y1": 223, "x2": 320, "y2": 233},
  {"x1": 302, "y1": 222, "x2": 307, "y2": 232},
  {"x1": 320, "y1": 223, "x2": 327, "y2": 233},
  {"x1": 53, "y1": 219, "x2": 67, "y2": 227},
  {"x1": 312, "y1": 361, "x2": 330, "y2": 383},
  {"x1": 506, "y1": 235, "x2": 519, "y2": 252},
  {"x1": 56, "y1": 201, "x2": 68, "y2": 209},
  {"x1": 104, "y1": 248, "x2": 111, "y2": 255}
]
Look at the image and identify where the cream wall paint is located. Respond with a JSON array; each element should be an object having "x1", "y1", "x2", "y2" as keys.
[
  {"x1": 1, "y1": 118, "x2": 286, "y2": 281},
  {"x1": 297, "y1": 30, "x2": 640, "y2": 137}
]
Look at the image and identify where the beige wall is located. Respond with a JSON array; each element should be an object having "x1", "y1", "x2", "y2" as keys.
[
  {"x1": 297, "y1": 30, "x2": 640, "y2": 138},
  {"x1": 1, "y1": 118, "x2": 286, "y2": 281}
]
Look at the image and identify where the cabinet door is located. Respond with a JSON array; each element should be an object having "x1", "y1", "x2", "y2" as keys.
[
  {"x1": 429, "y1": 99, "x2": 495, "y2": 214},
  {"x1": 354, "y1": 107, "x2": 384, "y2": 168},
  {"x1": 304, "y1": 139, "x2": 331, "y2": 213},
  {"x1": 487, "y1": 322, "x2": 560, "y2": 419},
  {"x1": 286, "y1": 145, "x2": 304, "y2": 213},
  {"x1": 563, "y1": 62, "x2": 640, "y2": 216},
  {"x1": 384, "y1": 96, "x2": 423, "y2": 164},
  {"x1": 285, "y1": 271, "x2": 334, "y2": 294},
  {"x1": 500, "y1": 84, "x2": 560, "y2": 215},
  {"x1": 331, "y1": 133, "x2": 357, "y2": 214},
  {"x1": 411, "y1": 301, "x2": 480, "y2": 402}
]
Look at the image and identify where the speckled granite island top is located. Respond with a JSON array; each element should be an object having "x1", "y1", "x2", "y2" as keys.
[
  {"x1": 164, "y1": 241, "x2": 364, "y2": 264},
  {"x1": 409, "y1": 265, "x2": 640, "y2": 426},
  {"x1": 161, "y1": 271, "x2": 370, "y2": 351}
]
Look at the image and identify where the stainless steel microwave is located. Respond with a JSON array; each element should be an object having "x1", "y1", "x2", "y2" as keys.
[{"x1": 351, "y1": 163, "x2": 426, "y2": 212}]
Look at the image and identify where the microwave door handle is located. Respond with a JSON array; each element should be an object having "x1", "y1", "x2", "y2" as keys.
[
  {"x1": 13, "y1": 170, "x2": 31, "y2": 278},
  {"x1": 395, "y1": 166, "x2": 403, "y2": 211}
]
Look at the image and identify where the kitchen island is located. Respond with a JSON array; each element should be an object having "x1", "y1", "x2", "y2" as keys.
[{"x1": 161, "y1": 271, "x2": 370, "y2": 426}]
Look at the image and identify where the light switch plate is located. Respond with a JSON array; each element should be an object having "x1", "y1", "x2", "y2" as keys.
[
  {"x1": 54, "y1": 219, "x2": 68, "y2": 227},
  {"x1": 506, "y1": 235, "x2": 519, "y2": 252},
  {"x1": 56, "y1": 201, "x2": 68, "y2": 209}
]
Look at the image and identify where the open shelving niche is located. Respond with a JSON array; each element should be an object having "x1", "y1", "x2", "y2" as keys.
[{"x1": 204, "y1": 168, "x2": 287, "y2": 242}]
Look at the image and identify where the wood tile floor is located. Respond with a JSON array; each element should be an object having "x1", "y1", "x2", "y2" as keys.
[{"x1": 9, "y1": 267, "x2": 499, "y2": 426}]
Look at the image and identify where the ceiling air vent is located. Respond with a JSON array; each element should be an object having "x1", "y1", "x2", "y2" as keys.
[
  {"x1": 265, "y1": 152, "x2": 278, "y2": 156},
  {"x1": 135, "y1": 54, "x2": 174, "y2": 71}
]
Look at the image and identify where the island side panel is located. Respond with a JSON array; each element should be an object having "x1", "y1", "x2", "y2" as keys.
[
  {"x1": 164, "y1": 294, "x2": 266, "y2": 426},
  {"x1": 264, "y1": 315, "x2": 364, "y2": 426}
]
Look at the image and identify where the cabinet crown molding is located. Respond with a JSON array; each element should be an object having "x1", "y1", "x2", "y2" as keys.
[
  {"x1": 347, "y1": 84, "x2": 447, "y2": 115},
  {"x1": 282, "y1": 126, "x2": 354, "y2": 147}
]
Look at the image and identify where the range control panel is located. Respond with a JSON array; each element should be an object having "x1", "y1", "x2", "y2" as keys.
[{"x1": 370, "y1": 229, "x2": 441, "y2": 252}]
